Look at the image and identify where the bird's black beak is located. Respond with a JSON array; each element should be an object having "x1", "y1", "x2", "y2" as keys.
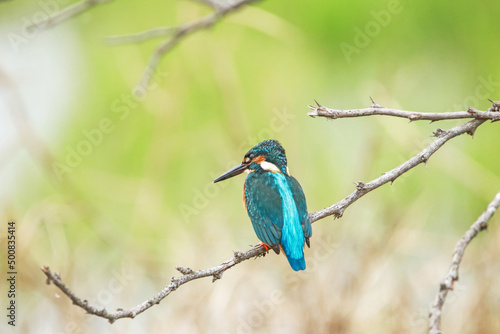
[{"x1": 213, "y1": 163, "x2": 249, "y2": 183}]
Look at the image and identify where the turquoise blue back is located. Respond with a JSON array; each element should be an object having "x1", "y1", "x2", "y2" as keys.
[{"x1": 244, "y1": 171, "x2": 312, "y2": 271}]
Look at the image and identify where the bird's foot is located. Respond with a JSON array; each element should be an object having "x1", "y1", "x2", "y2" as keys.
[
  {"x1": 258, "y1": 242, "x2": 271, "y2": 252},
  {"x1": 251, "y1": 242, "x2": 271, "y2": 259}
]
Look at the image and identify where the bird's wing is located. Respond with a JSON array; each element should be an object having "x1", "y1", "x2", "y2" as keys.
[
  {"x1": 244, "y1": 173, "x2": 283, "y2": 249},
  {"x1": 288, "y1": 176, "x2": 312, "y2": 241}
]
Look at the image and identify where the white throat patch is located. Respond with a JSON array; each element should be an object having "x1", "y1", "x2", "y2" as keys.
[{"x1": 260, "y1": 161, "x2": 281, "y2": 173}]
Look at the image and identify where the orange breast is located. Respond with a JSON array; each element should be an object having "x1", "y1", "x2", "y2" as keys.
[{"x1": 242, "y1": 184, "x2": 247, "y2": 210}]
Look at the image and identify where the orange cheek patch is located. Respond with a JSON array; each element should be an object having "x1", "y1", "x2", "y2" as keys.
[{"x1": 251, "y1": 155, "x2": 265, "y2": 164}]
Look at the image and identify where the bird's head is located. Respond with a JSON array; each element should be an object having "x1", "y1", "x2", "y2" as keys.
[{"x1": 213, "y1": 139, "x2": 288, "y2": 183}]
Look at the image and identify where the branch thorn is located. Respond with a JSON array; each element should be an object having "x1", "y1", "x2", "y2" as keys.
[
  {"x1": 233, "y1": 250, "x2": 244, "y2": 260},
  {"x1": 369, "y1": 96, "x2": 383, "y2": 108},
  {"x1": 333, "y1": 209, "x2": 344, "y2": 219},
  {"x1": 432, "y1": 128, "x2": 446, "y2": 137},
  {"x1": 212, "y1": 272, "x2": 222, "y2": 282},
  {"x1": 176, "y1": 266, "x2": 195, "y2": 275},
  {"x1": 354, "y1": 181, "x2": 365, "y2": 190},
  {"x1": 466, "y1": 128, "x2": 477, "y2": 137},
  {"x1": 488, "y1": 99, "x2": 500, "y2": 112}
]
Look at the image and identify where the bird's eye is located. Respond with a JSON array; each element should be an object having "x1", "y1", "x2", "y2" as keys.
[{"x1": 244, "y1": 154, "x2": 254, "y2": 164}]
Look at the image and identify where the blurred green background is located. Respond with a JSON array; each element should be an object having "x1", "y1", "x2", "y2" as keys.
[{"x1": 1, "y1": 0, "x2": 500, "y2": 333}]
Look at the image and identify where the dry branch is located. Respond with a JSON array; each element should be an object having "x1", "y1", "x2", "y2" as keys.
[
  {"x1": 42, "y1": 99, "x2": 499, "y2": 323},
  {"x1": 308, "y1": 98, "x2": 500, "y2": 122},
  {"x1": 428, "y1": 192, "x2": 500, "y2": 334},
  {"x1": 307, "y1": 98, "x2": 500, "y2": 222},
  {"x1": 28, "y1": 0, "x2": 260, "y2": 92},
  {"x1": 108, "y1": 0, "x2": 261, "y2": 93},
  {"x1": 41, "y1": 246, "x2": 264, "y2": 323}
]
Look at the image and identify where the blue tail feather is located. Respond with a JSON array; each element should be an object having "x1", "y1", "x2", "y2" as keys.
[{"x1": 286, "y1": 255, "x2": 306, "y2": 271}]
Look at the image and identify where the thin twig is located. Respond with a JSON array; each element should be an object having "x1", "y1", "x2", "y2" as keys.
[
  {"x1": 29, "y1": 0, "x2": 260, "y2": 93},
  {"x1": 107, "y1": 27, "x2": 177, "y2": 45},
  {"x1": 308, "y1": 99, "x2": 500, "y2": 122},
  {"x1": 42, "y1": 100, "x2": 498, "y2": 323},
  {"x1": 428, "y1": 192, "x2": 500, "y2": 334},
  {"x1": 28, "y1": 0, "x2": 113, "y2": 32},
  {"x1": 133, "y1": 0, "x2": 260, "y2": 93},
  {"x1": 108, "y1": 0, "x2": 254, "y2": 46}
]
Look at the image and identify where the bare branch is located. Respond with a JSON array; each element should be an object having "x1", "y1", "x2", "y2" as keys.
[
  {"x1": 308, "y1": 99, "x2": 500, "y2": 122},
  {"x1": 41, "y1": 245, "x2": 265, "y2": 323},
  {"x1": 130, "y1": 0, "x2": 260, "y2": 93},
  {"x1": 28, "y1": 0, "x2": 113, "y2": 32},
  {"x1": 42, "y1": 101, "x2": 498, "y2": 323},
  {"x1": 428, "y1": 191, "x2": 500, "y2": 334},
  {"x1": 107, "y1": 0, "x2": 252, "y2": 45},
  {"x1": 28, "y1": 0, "x2": 260, "y2": 92},
  {"x1": 107, "y1": 27, "x2": 177, "y2": 45}
]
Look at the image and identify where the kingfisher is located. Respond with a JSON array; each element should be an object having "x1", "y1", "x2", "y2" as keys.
[{"x1": 213, "y1": 139, "x2": 312, "y2": 271}]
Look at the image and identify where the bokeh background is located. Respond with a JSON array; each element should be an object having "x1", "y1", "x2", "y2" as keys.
[{"x1": 1, "y1": 0, "x2": 500, "y2": 333}]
